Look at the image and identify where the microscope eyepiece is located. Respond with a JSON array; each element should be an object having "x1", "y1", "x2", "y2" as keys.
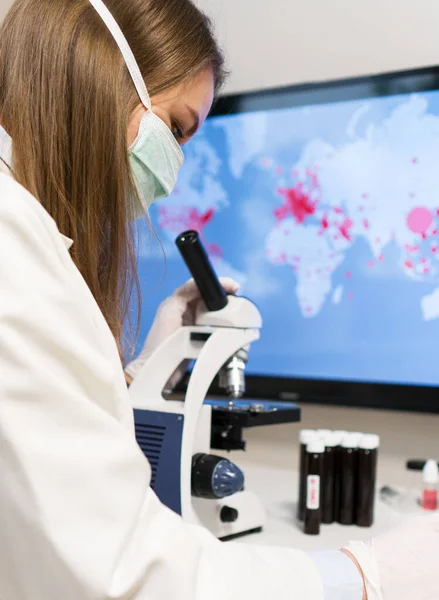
[{"x1": 176, "y1": 230, "x2": 228, "y2": 312}]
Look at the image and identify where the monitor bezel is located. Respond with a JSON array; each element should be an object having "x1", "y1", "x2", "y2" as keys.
[
  {"x1": 207, "y1": 66, "x2": 439, "y2": 413},
  {"x1": 212, "y1": 66, "x2": 439, "y2": 116}
]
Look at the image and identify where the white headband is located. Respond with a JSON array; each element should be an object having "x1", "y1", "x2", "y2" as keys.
[{"x1": 88, "y1": 0, "x2": 151, "y2": 109}]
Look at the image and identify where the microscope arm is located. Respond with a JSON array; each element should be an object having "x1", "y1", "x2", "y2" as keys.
[
  {"x1": 129, "y1": 293, "x2": 262, "y2": 412},
  {"x1": 180, "y1": 326, "x2": 259, "y2": 521},
  {"x1": 129, "y1": 325, "x2": 203, "y2": 411}
]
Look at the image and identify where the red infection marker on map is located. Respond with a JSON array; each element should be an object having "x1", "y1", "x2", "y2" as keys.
[
  {"x1": 275, "y1": 184, "x2": 318, "y2": 223},
  {"x1": 274, "y1": 169, "x2": 320, "y2": 223},
  {"x1": 158, "y1": 206, "x2": 222, "y2": 257},
  {"x1": 407, "y1": 207, "x2": 433, "y2": 235},
  {"x1": 339, "y1": 218, "x2": 353, "y2": 241}
]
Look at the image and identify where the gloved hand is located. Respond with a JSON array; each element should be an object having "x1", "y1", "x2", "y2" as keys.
[
  {"x1": 343, "y1": 512, "x2": 439, "y2": 600},
  {"x1": 125, "y1": 277, "x2": 240, "y2": 387}
]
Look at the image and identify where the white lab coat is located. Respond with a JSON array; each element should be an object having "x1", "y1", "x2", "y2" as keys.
[{"x1": 0, "y1": 166, "x2": 332, "y2": 599}]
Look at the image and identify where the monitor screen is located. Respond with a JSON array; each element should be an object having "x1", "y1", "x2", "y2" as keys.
[{"x1": 135, "y1": 68, "x2": 439, "y2": 407}]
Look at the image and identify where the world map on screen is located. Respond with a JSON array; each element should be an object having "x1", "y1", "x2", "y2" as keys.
[{"x1": 137, "y1": 91, "x2": 439, "y2": 387}]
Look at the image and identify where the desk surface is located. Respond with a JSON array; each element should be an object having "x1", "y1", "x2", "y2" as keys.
[{"x1": 219, "y1": 402, "x2": 439, "y2": 550}]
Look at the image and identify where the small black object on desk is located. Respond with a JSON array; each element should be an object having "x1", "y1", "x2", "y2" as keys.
[{"x1": 406, "y1": 459, "x2": 439, "y2": 471}]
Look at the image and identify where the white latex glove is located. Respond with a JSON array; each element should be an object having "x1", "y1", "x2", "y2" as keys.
[
  {"x1": 344, "y1": 512, "x2": 439, "y2": 600},
  {"x1": 125, "y1": 277, "x2": 240, "y2": 387}
]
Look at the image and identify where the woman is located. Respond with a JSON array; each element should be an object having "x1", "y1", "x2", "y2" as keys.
[{"x1": 0, "y1": 0, "x2": 437, "y2": 598}]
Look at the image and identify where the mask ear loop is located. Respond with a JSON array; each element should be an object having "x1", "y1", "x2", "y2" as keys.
[
  {"x1": 88, "y1": 0, "x2": 151, "y2": 110},
  {"x1": 89, "y1": 0, "x2": 185, "y2": 168}
]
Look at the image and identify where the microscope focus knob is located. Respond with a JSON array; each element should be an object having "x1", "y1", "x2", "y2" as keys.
[
  {"x1": 191, "y1": 453, "x2": 244, "y2": 499},
  {"x1": 220, "y1": 506, "x2": 239, "y2": 523}
]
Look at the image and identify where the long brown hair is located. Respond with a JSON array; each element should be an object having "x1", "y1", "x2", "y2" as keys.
[{"x1": 0, "y1": 0, "x2": 225, "y2": 359}]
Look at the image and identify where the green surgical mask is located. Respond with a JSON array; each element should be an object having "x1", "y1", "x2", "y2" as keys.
[
  {"x1": 128, "y1": 110, "x2": 184, "y2": 220},
  {"x1": 89, "y1": 0, "x2": 184, "y2": 221}
]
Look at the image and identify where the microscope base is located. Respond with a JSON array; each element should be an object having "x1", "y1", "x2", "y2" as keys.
[
  {"x1": 219, "y1": 526, "x2": 263, "y2": 542},
  {"x1": 192, "y1": 490, "x2": 267, "y2": 539}
]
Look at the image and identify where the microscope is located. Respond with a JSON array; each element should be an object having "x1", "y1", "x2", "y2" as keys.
[{"x1": 129, "y1": 231, "x2": 300, "y2": 539}]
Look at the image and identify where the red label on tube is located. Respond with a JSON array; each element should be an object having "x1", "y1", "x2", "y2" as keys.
[{"x1": 306, "y1": 475, "x2": 320, "y2": 509}]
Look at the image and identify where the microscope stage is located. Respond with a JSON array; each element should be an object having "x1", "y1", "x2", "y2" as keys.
[
  {"x1": 205, "y1": 400, "x2": 300, "y2": 451},
  {"x1": 205, "y1": 399, "x2": 301, "y2": 429}
]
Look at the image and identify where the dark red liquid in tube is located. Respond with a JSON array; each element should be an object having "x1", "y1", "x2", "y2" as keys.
[
  {"x1": 297, "y1": 430, "x2": 316, "y2": 522},
  {"x1": 356, "y1": 434, "x2": 379, "y2": 527},
  {"x1": 304, "y1": 439, "x2": 325, "y2": 535}
]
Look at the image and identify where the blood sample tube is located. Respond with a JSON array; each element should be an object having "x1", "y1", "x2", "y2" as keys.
[
  {"x1": 332, "y1": 430, "x2": 348, "y2": 522},
  {"x1": 304, "y1": 438, "x2": 325, "y2": 535},
  {"x1": 321, "y1": 432, "x2": 337, "y2": 524},
  {"x1": 333, "y1": 430, "x2": 349, "y2": 439},
  {"x1": 356, "y1": 434, "x2": 379, "y2": 527},
  {"x1": 297, "y1": 429, "x2": 316, "y2": 521},
  {"x1": 317, "y1": 429, "x2": 332, "y2": 440},
  {"x1": 350, "y1": 432, "x2": 364, "y2": 446},
  {"x1": 338, "y1": 433, "x2": 359, "y2": 525}
]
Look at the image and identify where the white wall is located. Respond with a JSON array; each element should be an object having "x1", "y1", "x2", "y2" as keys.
[
  {"x1": 1, "y1": 0, "x2": 438, "y2": 94},
  {"x1": 0, "y1": 0, "x2": 9, "y2": 21},
  {"x1": 197, "y1": 0, "x2": 439, "y2": 93}
]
